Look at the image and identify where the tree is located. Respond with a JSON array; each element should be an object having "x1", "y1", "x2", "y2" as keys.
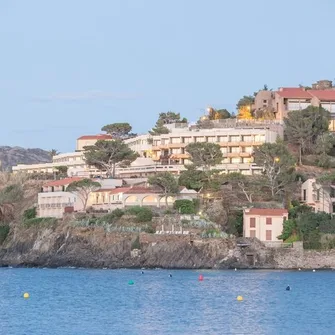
[
  {"x1": 253, "y1": 142, "x2": 296, "y2": 198},
  {"x1": 315, "y1": 133, "x2": 335, "y2": 168},
  {"x1": 48, "y1": 149, "x2": 59, "y2": 158},
  {"x1": 236, "y1": 95, "x2": 254, "y2": 110},
  {"x1": 101, "y1": 123, "x2": 133, "y2": 139},
  {"x1": 186, "y1": 143, "x2": 223, "y2": 170},
  {"x1": 54, "y1": 166, "x2": 68, "y2": 177},
  {"x1": 148, "y1": 172, "x2": 179, "y2": 207},
  {"x1": 66, "y1": 179, "x2": 101, "y2": 210},
  {"x1": 149, "y1": 112, "x2": 187, "y2": 135},
  {"x1": 207, "y1": 107, "x2": 231, "y2": 120},
  {"x1": 84, "y1": 140, "x2": 138, "y2": 177},
  {"x1": 179, "y1": 165, "x2": 206, "y2": 191},
  {"x1": 237, "y1": 106, "x2": 253, "y2": 119},
  {"x1": 221, "y1": 173, "x2": 265, "y2": 203},
  {"x1": 284, "y1": 106, "x2": 330, "y2": 165}
]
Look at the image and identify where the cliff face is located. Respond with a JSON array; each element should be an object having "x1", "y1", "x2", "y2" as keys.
[
  {"x1": 0, "y1": 146, "x2": 51, "y2": 170},
  {"x1": 1, "y1": 223, "x2": 335, "y2": 269}
]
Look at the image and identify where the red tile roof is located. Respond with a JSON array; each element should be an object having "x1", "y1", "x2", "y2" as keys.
[
  {"x1": 245, "y1": 208, "x2": 288, "y2": 216},
  {"x1": 276, "y1": 88, "x2": 312, "y2": 99},
  {"x1": 308, "y1": 90, "x2": 335, "y2": 101},
  {"x1": 124, "y1": 187, "x2": 161, "y2": 194},
  {"x1": 77, "y1": 134, "x2": 113, "y2": 140},
  {"x1": 108, "y1": 187, "x2": 132, "y2": 194},
  {"x1": 43, "y1": 177, "x2": 83, "y2": 187}
]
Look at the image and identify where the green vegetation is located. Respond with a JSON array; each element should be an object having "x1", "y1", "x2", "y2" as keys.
[
  {"x1": 284, "y1": 106, "x2": 331, "y2": 165},
  {"x1": 131, "y1": 235, "x2": 141, "y2": 250},
  {"x1": 125, "y1": 206, "x2": 153, "y2": 223},
  {"x1": 174, "y1": 199, "x2": 196, "y2": 214},
  {"x1": 84, "y1": 140, "x2": 138, "y2": 178},
  {"x1": 66, "y1": 179, "x2": 101, "y2": 210},
  {"x1": 149, "y1": 112, "x2": 187, "y2": 135},
  {"x1": 98, "y1": 208, "x2": 125, "y2": 224},
  {"x1": 148, "y1": 172, "x2": 179, "y2": 207},
  {"x1": 0, "y1": 225, "x2": 10, "y2": 244},
  {"x1": 23, "y1": 207, "x2": 37, "y2": 220},
  {"x1": 101, "y1": 123, "x2": 135, "y2": 139},
  {"x1": 254, "y1": 141, "x2": 296, "y2": 198},
  {"x1": 186, "y1": 142, "x2": 223, "y2": 170},
  {"x1": 23, "y1": 217, "x2": 57, "y2": 228}
]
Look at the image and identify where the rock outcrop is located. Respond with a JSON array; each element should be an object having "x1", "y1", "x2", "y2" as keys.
[{"x1": 1, "y1": 223, "x2": 335, "y2": 269}]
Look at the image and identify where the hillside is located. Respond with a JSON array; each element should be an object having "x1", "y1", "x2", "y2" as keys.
[{"x1": 0, "y1": 146, "x2": 51, "y2": 171}]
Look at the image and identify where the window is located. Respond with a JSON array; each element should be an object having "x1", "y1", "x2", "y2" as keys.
[
  {"x1": 266, "y1": 230, "x2": 272, "y2": 241},
  {"x1": 250, "y1": 218, "x2": 255, "y2": 228},
  {"x1": 303, "y1": 189, "x2": 306, "y2": 201},
  {"x1": 230, "y1": 147, "x2": 240, "y2": 153},
  {"x1": 230, "y1": 136, "x2": 240, "y2": 142},
  {"x1": 266, "y1": 217, "x2": 272, "y2": 225},
  {"x1": 316, "y1": 189, "x2": 320, "y2": 201},
  {"x1": 250, "y1": 230, "x2": 256, "y2": 238},
  {"x1": 263, "y1": 100, "x2": 267, "y2": 104}
]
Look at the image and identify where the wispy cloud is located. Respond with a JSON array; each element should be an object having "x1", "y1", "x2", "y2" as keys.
[{"x1": 34, "y1": 90, "x2": 142, "y2": 102}]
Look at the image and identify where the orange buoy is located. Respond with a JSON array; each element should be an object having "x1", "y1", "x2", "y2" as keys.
[{"x1": 198, "y1": 274, "x2": 204, "y2": 281}]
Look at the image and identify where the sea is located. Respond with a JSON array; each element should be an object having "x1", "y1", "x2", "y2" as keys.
[{"x1": 0, "y1": 268, "x2": 334, "y2": 335}]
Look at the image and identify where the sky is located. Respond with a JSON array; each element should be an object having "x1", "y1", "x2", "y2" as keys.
[{"x1": 1, "y1": 0, "x2": 334, "y2": 152}]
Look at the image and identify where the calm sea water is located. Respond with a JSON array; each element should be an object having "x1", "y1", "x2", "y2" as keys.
[{"x1": 1, "y1": 268, "x2": 335, "y2": 335}]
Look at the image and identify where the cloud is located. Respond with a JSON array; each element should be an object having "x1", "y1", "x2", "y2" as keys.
[{"x1": 35, "y1": 90, "x2": 142, "y2": 102}]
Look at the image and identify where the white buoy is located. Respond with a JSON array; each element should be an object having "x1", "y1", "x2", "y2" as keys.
[
  {"x1": 234, "y1": 268, "x2": 237, "y2": 271},
  {"x1": 298, "y1": 268, "x2": 301, "y2": 271},
  {"x1": 313, "y1": 269, "x2": 316, "y2": 272}
]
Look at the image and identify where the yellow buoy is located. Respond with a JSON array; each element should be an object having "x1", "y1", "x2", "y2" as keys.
[
  {"x1": 237, "y1": 295, "x2": 243, "y2": 301},
  {"x1": 23, "y1": 293, "x2": 30, "y2": 299}
]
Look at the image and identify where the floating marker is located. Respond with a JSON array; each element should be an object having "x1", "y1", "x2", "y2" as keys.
[
  {"x1": 286, "y1": 285, "x2": 291, "y2": 291},
  {"x1": 198, "y1": 274, "x2": 204, "y2": 281},
  {"x1": 169, "y1": 274, "x2": 172, "y2": 278},
  {"x1": 141, "y1": 271, "x2": 144, "y2": 274},
  {"x1": 313, "y1": 269, "x2": 316, "y2": 272},
  {"x1": 23, "y1": 293, "x2": 30, "y2": 299},
  {"x1": 298, "y1": 268, "x2": 301, "y2": 271},
  {"x1": 128, "y1": 280, "x2": 134, "y2": 285},
  {"x1": 237, "y1": 296, "x2": 243, "y2": 301},
  {"x1": 234, "y1": 268, "x2": 237, "y2": 271}
]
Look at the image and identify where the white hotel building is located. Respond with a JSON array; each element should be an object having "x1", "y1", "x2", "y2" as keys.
[{"x1": 12, "y1": 121, "x2": 283, "y2": 177}]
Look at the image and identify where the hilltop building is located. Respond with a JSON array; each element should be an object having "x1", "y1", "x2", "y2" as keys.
[{"x1": 254, "y1": 80, "x2": 335, "y2": 129}]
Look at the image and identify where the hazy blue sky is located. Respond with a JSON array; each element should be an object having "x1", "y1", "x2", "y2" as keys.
[{"x1": 1, "y1": 0, "x2": 334, "y2": 152}]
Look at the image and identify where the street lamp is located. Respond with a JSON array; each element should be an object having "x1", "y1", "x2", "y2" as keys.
[{"x1": 274, "y1": 157, "x2": 280, "y2": 163}]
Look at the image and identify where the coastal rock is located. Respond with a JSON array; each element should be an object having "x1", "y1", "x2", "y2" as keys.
[{"x1": 1, "y1": 223, "x2": 335, "y2": 269}]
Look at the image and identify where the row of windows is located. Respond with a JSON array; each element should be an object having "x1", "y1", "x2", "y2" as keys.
[
  {"x1": 154, "y1": 135, "x2": 265, "y2": 146},
  {"x1": 250, "y1": 217, "x2": 272, "y2": 227}
]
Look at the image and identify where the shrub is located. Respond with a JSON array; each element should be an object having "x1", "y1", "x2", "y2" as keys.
[
  {"x1": 174, "y1": 199, "x2": 196, "y2": 214},
  {"x1": 0, "y1": 225, "x2": 10, "y2": 244},
  {"x1": 24, "y1": 217, "x2": 57, "y2": 227},
  {"x1": 136, "y1": 208, "x2": 153, "y2": 223},
  {"x1": 144, "y1": 225, "x2": 155, "y2": 234},
  {"x1": 125, "y1": 206, "x2": 143, "y2": 215},
  {"x1": 98, "y1": 208, "x2": 124, "y2": 224},
  {"x1": 23, "y1": 207, "x2": 37, "y2": 220},
  {"x1": 181, "y1": 219, "x2": 190, "y2": 225},
  {"x1": 126, "y1": 206, "x2": 153, "y2": 223},
  {"x1": 131, "y1": 235, "x2": 141, "y2": 250}
]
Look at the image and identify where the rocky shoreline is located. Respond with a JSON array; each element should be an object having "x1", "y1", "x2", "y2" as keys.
[{"x1": 1, "y1": 223, "x2": 335, "y2": 270}]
